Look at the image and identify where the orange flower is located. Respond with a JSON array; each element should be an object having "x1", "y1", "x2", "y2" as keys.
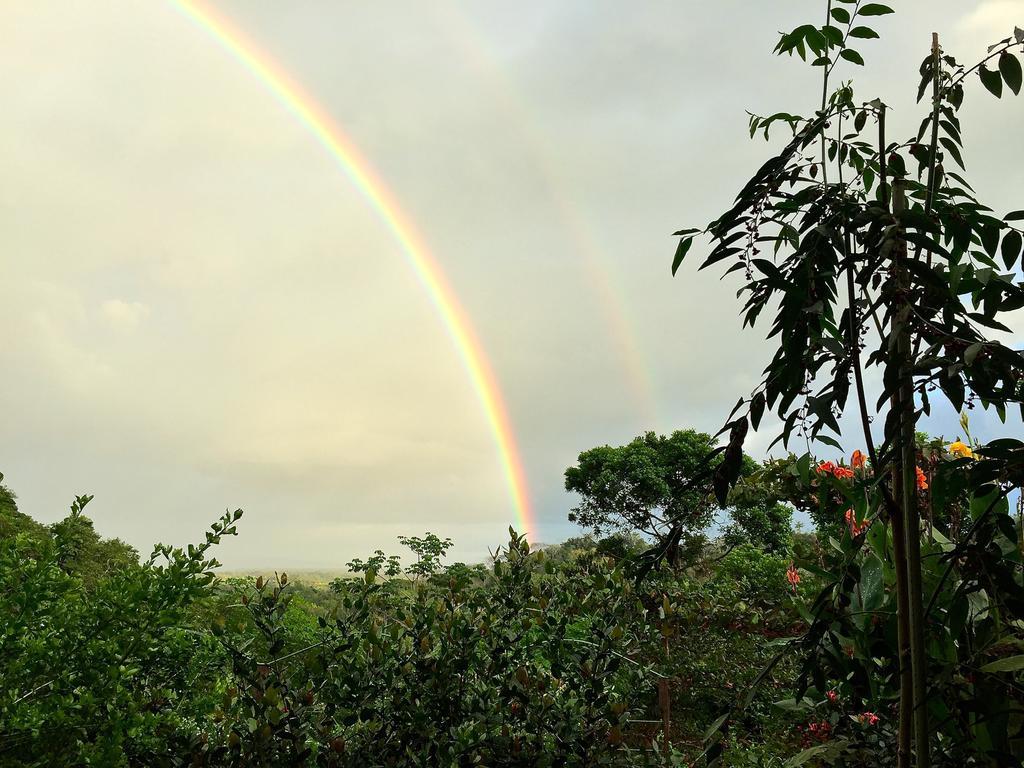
[
  {"x1": 845, "y1": 509, "x2": 867, "y2": 537},
  {"x1": 817, "y1": 460, "x2": 854, "y2": 480},
  {"x1": 915, "y1": 466, "x2": 929, "y2": 491},
  {"x1": 851, "y1": 450, "x2": 866, "y2": 469},
  {"x1": 787, "y1": 563, "x2": 801, "y2": 588},
  {"x1": 949, "y1": 440, "x2": 973, "y2": 459}
]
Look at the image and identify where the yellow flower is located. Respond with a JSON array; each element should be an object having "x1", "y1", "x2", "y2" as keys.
[{"x1": 949, "y1": 440, "x2": 973, "y2": 459}]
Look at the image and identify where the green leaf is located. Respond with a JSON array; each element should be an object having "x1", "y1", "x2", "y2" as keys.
[
  {"x1": 804, "y1": 27, "x2": 827, "y2": 56},
  {"x1": 840, "y1": 49, "x2": 865, "y2": 65},
  {"x1": 672, "y1": 237, "x2": 693, "y2": 276},
  {"x1": 816, "y1": 435, "x2": 843, "y2": 450},
  {"x1": 822, "y1": 25, "x2": 844, "y2": 47},
  {"x1": 796, "y1": 452, "x2": 811, "y2": 485},
  {"x1": 774, "y1": 697, "x2": 813, "y2": 712},
  {"x1": 849, "y1": 26, "x2": 880, "y2": 39},
  {"x1": 981, "y1": 224, "x2": 1000, "y2": 257},
  {"x1": 1005, "y1": 210, "x2": 1024, "y2": 221},
  {"x1": 980, "y1": 64, "x2": 1003, "y2": 98},
  {"x1": 999, "y1": 51, "x2": 1022, "y2": 95},
  {"x1": 1001, "y1": 229, "x2": 1023, "y2": 270},
  {"x1": 859, "y1": 4, "x2": 894, "y2": 16},
  {"x1": 948, "y1": 594, "x2": 968, "y2": 638},
  {"x1": 702, "y1": 712, "x2": 730, "y2": 741},
  {"x1": 860, "y1": 556, "x2": 884, "y2": 611},
  {"x1": 964, "y1": 342, "x2": 984, "y2": 366},
  {"x1": 786, "y1": 741, "x2": 850, "y2": 767},
  {"x1": 750, "y1": 391, "x2": 766, "y2": 430},
  {"x1": 830, "y1": 7, "x2": 851, "y2": 23},
  {"x1": 980, "y1": 655, "x2": 1024, "y2": 673},
  {"x1": 940, "y1": 137, "x2": 965, "y2": 169}
]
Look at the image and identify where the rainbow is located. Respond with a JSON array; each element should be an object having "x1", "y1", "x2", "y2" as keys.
[{"x1": 170, "y1": 0, "x2": 534, "y2": 537}]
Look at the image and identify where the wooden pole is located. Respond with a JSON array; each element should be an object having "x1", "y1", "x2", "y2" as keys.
[{"x1": 658, "y1": 678, "x2": 671, "y2": 759}]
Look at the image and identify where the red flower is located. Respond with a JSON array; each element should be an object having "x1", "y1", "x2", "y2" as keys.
[
  {"x1": 845, "y1": 509, "x2": 867, "y2": 537},
  {"x1": 826, "y1": 690, "x2": 838, "y2": 703},
  {"x1": 806, "y1": 720, "x2": 832, "y2": 742},
  {"x1": 851, "y1": 450, "x2": 866, "y2": 469},
  {"x1": 816, "y1": 461, "x2": 837, "y2": 475},
  {"x1": 857, "y1": 711, "x2": 880, "y2": 726},
  {"x1": 787, "y1": 563, "x2": 801, "y2": 589}
]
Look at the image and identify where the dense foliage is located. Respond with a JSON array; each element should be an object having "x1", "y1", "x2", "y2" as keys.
[
  {"x1": 0, "y1": 482, "x2": 241, "y2": 765},
  {"x1": 671, "y1": 2, "x2": 1024, "y2": 765},
  {"x1": 0, "y1": 475, "x2": 805, "y2": 766},
  {"x1": 3, "y1": 3, "x2": 1022, "y2": 767}
]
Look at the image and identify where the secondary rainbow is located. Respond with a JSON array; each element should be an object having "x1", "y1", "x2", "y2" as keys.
[
  {"x1": 434, "y1": 5, "x2": 660, "y2": 429},
  {"x1": 170, "y1": 0, "x2": 534, "y2": 537}
]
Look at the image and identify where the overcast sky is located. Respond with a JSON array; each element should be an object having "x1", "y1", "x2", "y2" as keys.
[{"x1": 2, "y1": 1, "x2": 1022, "y2": 567}]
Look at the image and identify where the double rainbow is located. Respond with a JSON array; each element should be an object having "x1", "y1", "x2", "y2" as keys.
[{"x1": 171, "y1": 1, "x2": 533, "y2": 537}]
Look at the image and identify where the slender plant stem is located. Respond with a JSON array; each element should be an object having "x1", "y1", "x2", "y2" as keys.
[
  {"x1": 924, "y1": 33, "x2": 943, "y2": 225},
  {"x1": 820, "y1": 0, "x2": 832, "y2": 188},
  {"x1": 946, "y1": 40, "x2": 1024, "y2": 91},
  {"x1": 892, "y1": 171, "x2": 931, "y2": 768},
  {"x1": 888, "y1": 178, "x2": 914, "y2": 768},
  {"x1": 847, "y1": 248, "x2": 877, "y2": 466},
  {"x1": 878, "y1": 105, "x2": 889, "y2": 208}
]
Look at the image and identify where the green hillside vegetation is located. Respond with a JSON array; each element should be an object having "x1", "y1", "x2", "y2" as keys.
[
  {"x1": 0, "y1": 465, "x2": 809, "y2": 766},
  {"x1": 5, "y1": 422, "x2": 1017, "y2": 765},
  {"x1": 218, "y1": 570, "x2": 350, "y2": 589}
]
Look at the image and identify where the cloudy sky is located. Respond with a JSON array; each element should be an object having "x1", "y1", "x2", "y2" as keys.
[{"x1": 2, "y1": 0, "x2": 1022, "y2": 567}]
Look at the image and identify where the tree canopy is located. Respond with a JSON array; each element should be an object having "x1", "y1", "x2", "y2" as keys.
[{"x1": 564, "y1": 429, "x2": 791, "y2": 554}]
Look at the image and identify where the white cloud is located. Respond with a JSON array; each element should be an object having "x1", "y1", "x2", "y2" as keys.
[
  {"x1": 100, "y1": 299, "x2": 150, "y2": 330},
  {"x1": 955, "y1": 2, "x2": 1023, "y2": 40}
]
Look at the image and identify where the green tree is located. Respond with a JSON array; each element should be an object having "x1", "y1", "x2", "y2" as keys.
[
  {"x1": 721, "y1": 497, "x2": 793, "y2": 555},
  {"x1": 0, "y1": 472, "x2": 46, "y2": 540},
  {"x1": 50, "y1": 494, "x2": 139, "y2": 588},
  {"x1": 565, "y1": 429, "x2": 789, "y2": 558},
  {"x1": 0, "y1": 487, "x2": 241, "y2": 765},
  {"x1": 565, "y1": 430, "x2": 727, "y2": 539}
]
